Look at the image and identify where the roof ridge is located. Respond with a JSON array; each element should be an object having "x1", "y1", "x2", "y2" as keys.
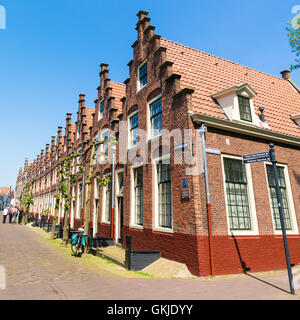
[{"x1": 161, "y1": 38, "x2": 285, "y2": 82}]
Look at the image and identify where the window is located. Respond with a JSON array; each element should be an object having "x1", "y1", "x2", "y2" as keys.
[
  {"x1": 266, "y1": 165, "x2": 292, "y2": 230},
  {"x1": 129, "y1": 113, "x2": 139, "y2": 146},
  {"x1": 76, "y1": 182, "x2": 82, "y2": 219},
  {"x1": 157, "y1": 162, "x2": 172, "y2": 228},
  {"x1": 133, "y1": 167, "x2": 143, "y2": 225},
  {"x1": 150, "y1": 98, "x2": 162, "y2": 137},
  {"x1": 94, "y1": 178, "x2": 100, "y2": 233},
  {"x1": 138, "y1": 61, "x2": 147, "y2": 90},
  {"x1": 103, "y1": 177, "x2": 111, "y2": 222},
  {"x1": 223, "y1": 158, "x2": 251, "y2": 230},
  {"x1": 117, "y1": 171, "x2": 124, "y2": 196},
  {"x1": 77, "y1": 123, "x2": 81, "y2": 139},
  {"x1": 103, "y1": 131, "x2": 109, "y2": 159},
  {"x1": 238, "y1": 95, "x2": 252, "y2": 122},
  {"x1": 99, "y1": 100, "x2": 104, "y2": 120}
]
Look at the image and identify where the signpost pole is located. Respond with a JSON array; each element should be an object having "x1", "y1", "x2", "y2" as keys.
[
  {"x1": 199, "y1": 124, "x2": 215, "y2": 277},
  {"x1": 269, "y1": 143, "x2": 295, "y2": 295}
]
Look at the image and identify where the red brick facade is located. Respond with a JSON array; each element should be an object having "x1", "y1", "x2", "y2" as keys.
[{"x1": 16, "y1": 10, "x2": 300, "y2": 277}]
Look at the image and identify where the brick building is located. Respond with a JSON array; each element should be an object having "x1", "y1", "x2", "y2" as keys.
[{"x1": 16, "y1": 11, "x2": 300, "y2": 277}]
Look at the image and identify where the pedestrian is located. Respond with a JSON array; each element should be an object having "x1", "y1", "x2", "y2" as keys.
[
  {"x1": 18, "y1": 209, "x2": 23, "y2": 224},
  {"x1": 2, "y1": 207, "x2": 8, "y2": 224},
  {"x1": 13, "y1": 207, "x2": 18, "y2": 223},
  {"x1": 8, "y1": 207, "x2": 13, "y2": 223}
]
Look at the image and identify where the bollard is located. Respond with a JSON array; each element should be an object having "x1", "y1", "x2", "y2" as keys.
[{"x1": 125, "y1": 236, "x2": 132, "y2": 270}]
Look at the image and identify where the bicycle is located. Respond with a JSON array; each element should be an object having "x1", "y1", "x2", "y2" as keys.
[{"x1": 71, "y1": 228, "x2": 88, "y2": 256}]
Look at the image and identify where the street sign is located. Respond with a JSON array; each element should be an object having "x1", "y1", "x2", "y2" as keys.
[
  {"x1": 205, "y1": 147, "x2": 221, "y2": 155},
  {"x1": 242, "y1": 151, "x2": 270, "y2": 164}
]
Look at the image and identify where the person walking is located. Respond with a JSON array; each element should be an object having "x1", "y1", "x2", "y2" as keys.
[
  {"x1": 13, "y1": 207, "x2": 18, "y2": 223},
  {"x1": 18, "y1": 209, "x2": 23, "y2": 224},
  {"x1": 2, "y1": 207, "x2": 8, "y2": 224},
  {"x1": 8, "y1": 207, "x2": 13, "y2": 223}
]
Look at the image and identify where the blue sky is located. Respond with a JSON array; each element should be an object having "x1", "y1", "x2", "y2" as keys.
[{"x1": 0, "y1": 0, "x2": 299, "y2": 188}]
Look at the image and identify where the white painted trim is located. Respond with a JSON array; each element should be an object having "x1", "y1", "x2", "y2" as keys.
[
  {"x1": 221, "y1": 154, "x2": 259, "y2": 236},
  {"x1": 130, "y1": 164, "x2": 144, "y2": 228},
  {"x1": 153, "y1": 156, "x2": 173, "y2": 233},
  {"x1": 147, "y1": 94, "x2": 162, "y2": 141},
  {"x1": 263, "y1": 162, "x2": 299, "y2": 235},
  {"x1": 102, "y1": 174, "x2": 111, "y2": 224},
  {"x1": 128, "y1": 110, "x2": 139, "y2": 148},
  {"x1": 98, "y1": 98, "x2": 105, "y2": 121},
  {"x1": 137, "y1": 59, "x2": 148, "y2": 92},
  {"x1": 115, "y1": 169, "x2": 124, "y2": 240}
]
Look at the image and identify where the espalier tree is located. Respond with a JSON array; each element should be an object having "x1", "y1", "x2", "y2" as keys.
[
  {"x1": 20, "y1": 179, "x2": 35, "y2": 224},
  {"x1": 51, "y1": 136, "x2": 113, "y2": 253}
]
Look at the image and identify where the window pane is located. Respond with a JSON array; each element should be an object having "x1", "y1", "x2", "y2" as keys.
[
  {"x1": 266, "y1": 165, "x2": 292, "y2": 230},
  {"x1": 150, "y1": 99, "x2": 162, "y2": 137},
  {"x1": 130, "y1": 113, "x2": 139, "y2": 145},
  {"x1": 238, "y1": 95, "x2": 252, "y2": 122},
  {"x1": 139, "y1": 63, "x2": 147, "y2": 87},
  {"x1": 134, "y1": 167, "x2": 143, "y2": 225},
  {"x1": 224, "y1": 158, "x2": 251, "y2": 230},
  {"x1": 157, "y1": 163, "x2": 172, "y2": 228},
  {"x1": 105, "y1": 179, "x2": 111, "y2": 221}
]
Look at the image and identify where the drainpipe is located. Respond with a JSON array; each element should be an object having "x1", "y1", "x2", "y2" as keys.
[
  {"x1": 198, "y1": 124, "x2": 215, "y2": 277},
  {"x1": 111, "y1": 145, "x2": 116, "y2": 240}
]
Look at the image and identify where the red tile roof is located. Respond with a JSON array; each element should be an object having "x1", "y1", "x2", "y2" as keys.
[
  {"x1": 161, "y1": 38, "x2": 300, "y2": 138},
  {"x1": 0, "y1": 187, "x2": 10, "y2": 196},
  {"x1": 111, "y1": 81, "x2": 126, "y2": 117}
]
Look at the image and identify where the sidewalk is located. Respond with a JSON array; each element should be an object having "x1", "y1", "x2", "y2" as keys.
[{"x1": 1, "y1": 214, "x2": 300, "y2": 300}]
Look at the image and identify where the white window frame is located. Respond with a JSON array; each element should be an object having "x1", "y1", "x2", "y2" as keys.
[
  {"x1": 115, "y1": 169, "x2": 124, "y2": 239},
  {"x1": 264, "y1": 162, "x2": 299, "y2": 235},
  {"x1": 221, "y1": 154, "x2": 259, "y2": 236},
  {"x1": 102, "y1": 174, "x2": 111, "y2": 224},
  {"x1": 153, "y1": 154, "x2": 173, "y2": 233},
  {"x1": 147, "y1": 94, "x2": 162, "y2": 141},
  {"x1": 100, "y1": 129, "x2": 109, "y2": 163},
  {"x1": 128, "y1": 110, "x2": 139, "y2": 148},
  {"x1": 130, "y1": 164, "x2": 144, "y2": 230},
  {"x1": 93, "y1": 177, "x2": 100, "y2": 236},
  {"x1": 76, "y1": 182, "x2": 82, "y2": 219},
  {"x1": 98, "y1": 99, "x2": 105, "y2": 121},
  {"x1": 137, "y1": 60, "x2": 148, "y2": 92}
]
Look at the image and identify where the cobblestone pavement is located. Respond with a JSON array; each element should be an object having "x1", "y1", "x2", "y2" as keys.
[{"x1": 0, "y1": 212, "x2": 300, "y2": 300}]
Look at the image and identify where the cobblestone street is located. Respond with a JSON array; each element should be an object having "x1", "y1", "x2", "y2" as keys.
[{"x1": 1, "y1": 213, "x2": 300, "y2": 300}]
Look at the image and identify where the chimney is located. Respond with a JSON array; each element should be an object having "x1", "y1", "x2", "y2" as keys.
[
  {"x1": 100, "y1": 64, "x2": 109, "y2": 98},
  {"x1": 259, "y1": 107, "x2": 265, "y2": 122},
  {"x1": 281, "y1": 70, "x2": 291, "y2": 80}
]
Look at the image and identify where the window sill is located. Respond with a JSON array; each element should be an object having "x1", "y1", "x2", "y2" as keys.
[
  {"x1": 129, "y1": 224, "x2": 144, "y2": 230},
  {"x1": 273, "y1": 229, "x2": 299, "y2": 235},
  {"x1": 101, "y1": 221, "x2": 111, "y2": 225},
  {"x1": 137, "y1": 84, "x2": 147, "y2": 93},
  {"x1": 228, "y1": 230, "x2": 259, "y2": 236},
  {"x1": 153, "y1": 226, "x2": 174, "y2": 234}
]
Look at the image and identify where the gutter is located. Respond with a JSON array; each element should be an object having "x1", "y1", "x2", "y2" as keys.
[{"x1": 191, "y1": 113, "x2": 300, "y2": 147}]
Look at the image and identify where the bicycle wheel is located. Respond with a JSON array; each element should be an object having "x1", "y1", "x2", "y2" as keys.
[{"x1": 71, "y1": 243, "x2": 79, "y2": 255}]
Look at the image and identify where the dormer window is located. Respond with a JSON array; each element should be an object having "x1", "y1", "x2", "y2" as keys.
[
  {"x1": 212, "y1": 83, "x2": 260, "y2": 126},
  {"x1": 238, "y1": 95, "x2": 252, "y2": 122},
  {"x1": 137, "y1": 60, "x2": 147, "y2": 91}
]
